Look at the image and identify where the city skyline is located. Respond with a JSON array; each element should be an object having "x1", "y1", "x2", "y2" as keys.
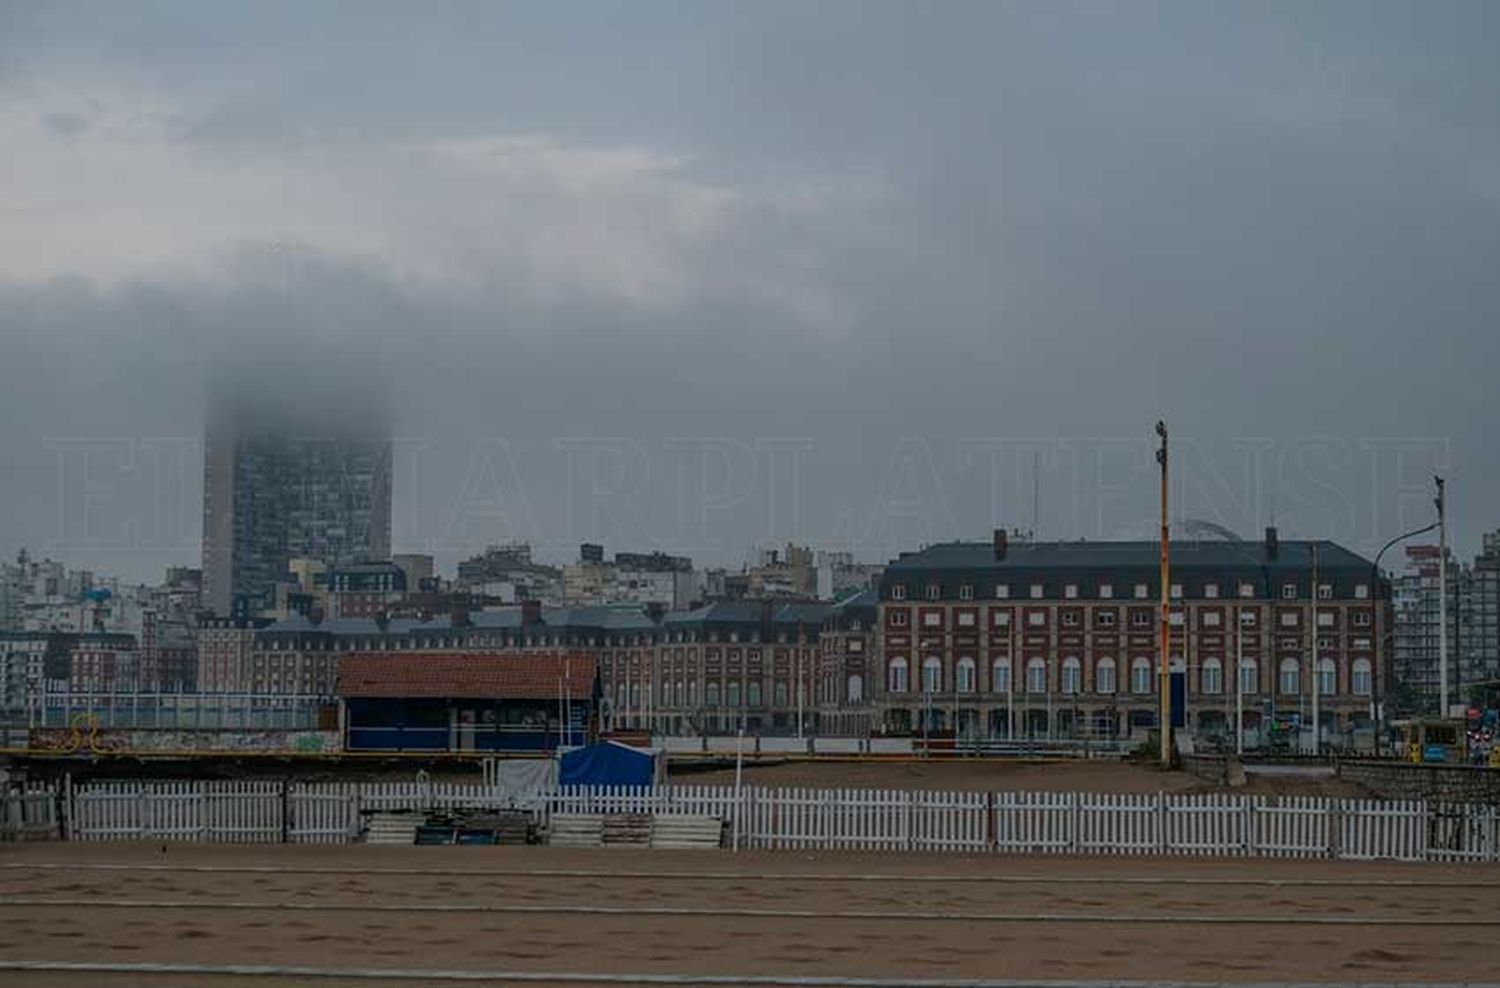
[{"x1": 3, "y1": 2, "x2": 1498, "y2": 582}]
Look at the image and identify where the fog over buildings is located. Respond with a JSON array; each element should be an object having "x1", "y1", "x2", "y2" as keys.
[
  {"x1": 3, "y1": 2, "x2": 1500, "y2": 583},
  {"x1": 201, "y1": 366, "x2": 393, "y2": 615}
]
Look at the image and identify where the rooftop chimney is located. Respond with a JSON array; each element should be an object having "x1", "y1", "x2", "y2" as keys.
[
  {"x1": 1264, "y1": 526, "x2": 1279, "y2": 560},
  {"x1": 993, "y1": 528, "x2": 1009, "y2": 561}
]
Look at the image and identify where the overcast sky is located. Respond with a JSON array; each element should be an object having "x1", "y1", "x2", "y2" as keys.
[{"x1": 3, "y1": 1, "x2": 1498, "y2": 582}]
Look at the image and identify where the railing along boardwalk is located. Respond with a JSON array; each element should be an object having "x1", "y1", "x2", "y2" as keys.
[{"x1": 4, "y1": 779, "x2": 1498, "y2": 862}]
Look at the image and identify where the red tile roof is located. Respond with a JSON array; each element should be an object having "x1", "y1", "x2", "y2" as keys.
[{"x1": 337, "y1": 650, "x2": 597, "y2": 700}]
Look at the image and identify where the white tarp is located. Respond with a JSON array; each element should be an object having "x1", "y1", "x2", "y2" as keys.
[{"x1": 486, "y1": 757, "x2": 557, "y2": 798}]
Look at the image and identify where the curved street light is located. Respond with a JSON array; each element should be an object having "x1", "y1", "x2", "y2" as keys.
[{"x1": 1371, "y1": 520, "x2": 1439, "y2": 757}]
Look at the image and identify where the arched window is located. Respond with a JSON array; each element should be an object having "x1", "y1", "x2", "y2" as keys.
[
  {"x1": 846, "y1": 673, "x2": 864, "y2": 703},
  {"x1": 1026, "y1": 658, "x2": 1047, "y2": 694},
  {"x1": 1351, "y1": 659, "x2": 1372, "y2": 696},
  {"x1": 726, "y1": 681, "x2": 741, "y2": 707},
  {"x1": 992, "y1": 658, "x2": 1011, "y2": 693},
  {"x1": 1095, "y1": 657, "x2": 1116, "y2": 695},
  {"x1": 1239, "y1": 659, "x2": 1258, "y2": 695},
  {"x1": 1317, "y1": 658, "x2": 1337, "y2": 696},
  {"x1": 675, "y1": 681, "x2": 685, "y2": 707},
  {"x1": 773, "y1": 680, "x2": 788, "y2": 707},
  {"x1": 956, "y1": 657, "x2": 976, "y2": 693},
  {"x1": 888, "y1": 657, "x2": 909, "y2": 693},
  {"x1": 1279, "y1": 658, "x2": 1300, "y2": 695},
  {"x1": 922, "y1": 656, "x2": 943, "y2": 693},
  {"x1": 1131, "y1": 657, "x2": 1152, "y2": 695},
  {"x1": 1202, "y1": 658, "x2": 1223, "y2": 695},
  {"x1": 1061, "y1": 657, "x2": 1081, "y2": 695},
  {"x1": 705, "y1": 681, "x2": 720, "y2": 706},
  {"x1": 747, "y1": 680, "x2": 762, "y2": 707}
]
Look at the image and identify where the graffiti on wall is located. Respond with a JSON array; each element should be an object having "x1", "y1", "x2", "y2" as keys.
[{"x1": 28, "y1": 727, "x2": 341, "y2": 754}]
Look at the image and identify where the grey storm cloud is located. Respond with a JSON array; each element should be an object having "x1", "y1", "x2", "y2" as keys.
[{"x1": 1, "y1": 1, "x2": 1496, "y2": 581}]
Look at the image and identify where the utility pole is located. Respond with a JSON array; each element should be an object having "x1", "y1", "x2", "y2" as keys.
[
  {"x1": 1310, "y1": 544, "x2": 1319, "y2": 755},
  {"x1": 1235, "y1": 600, "x2": 1244, "y2": 757},
  {"x1": 1156, "y1": 421, "x2": 1171, "y2": 768},
  {"x1": 1436, "y1": 476, "x2": 1449, "y2": 718}
]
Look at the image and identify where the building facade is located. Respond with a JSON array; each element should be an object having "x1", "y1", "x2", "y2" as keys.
[
  {"x1": 870, "y1": 532, "x2": 1388, "y2": 746},
  {"x1": 327, "y1": 561, "x2": 408, "y2": 619},
  {"x1": 816, "y1": 589, "x2": 877, "y2": 735},
  {"x1": 195, "y1": 614, "x2": 273, "y2": 693}
]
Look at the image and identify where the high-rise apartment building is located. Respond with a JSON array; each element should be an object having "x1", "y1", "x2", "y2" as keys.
[{"x1": 201, "y1": 384, "x2": 391, "y2": 616}]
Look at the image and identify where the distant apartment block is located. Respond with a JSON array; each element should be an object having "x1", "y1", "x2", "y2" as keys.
[{"x1": 201, "y1": 386, "x2": 391, "y2": 616}]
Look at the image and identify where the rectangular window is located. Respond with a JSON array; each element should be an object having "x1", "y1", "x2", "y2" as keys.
[
  {"x1": 1352, "y1": 612, "x2": 1371, "y2": 627},
  {"x1": 995, "y1": 584, "x2": 1010, "y2": 599},
  {"x1": 1099, "y1": 583, "x2": 1113, "y2": 599},
  {"x1": 1097, "y1": 611, "x2": 1117, "y2": 628},
  {"x1": 1239, "y1": 582, "x2": 1255, "y2": 598},
  {"x1": 1241, "y1": 610, "x2": 1257, "y2": 626},
  {"x1": 1354, "y1": 584, "x2": 1369, "y2": 600},
  {"x1": 992, "y1": 610, "x2": 1010, "y2": 627},
  {"x1": 1317, "y1": 611, "x2": 1335, "y2": 627},
  {"x1": 1030, "y1": 584, "x2": 1044, "y2": 599},
  {"x1": 1028, "y1": 611, "x2": 1046, "y2": 627},
  {"x1": 1062, "y1": 611, "x2": 1080, "y2": 627},
  {"x1": 923, "y1": 611, "x2": 942, "y2": 627},
  {"x1": 957, "y1": 611, "x2": 975, "y2": 627},
  {"x1": 1134, "y1": 583, "x2": 1149, "y2": 599},
  {"x1": 1065, "y1": 584, "x2": 1078, "y2": 599},
  {"x1": 1281, "y1": 612, "x2": 1298, "y2": 627},
  {"x1": 1282, "y1": 583, "x2": 1298, "y2": 600},
  {"x1": 959, "y1": 584, "x2": 974, "y2": 601},
  {"x1": 1131, "y1": 611, "x2": 1151, "y2": 628},
  {"x1": 1202, "y1": 611, "x2": 1221, "y2": 627},
  {"x1": 1170, "y1": 583, "x2": 1183, "y2": 599},
  {"x1": 1168, "y1": 612, "x2": 1184, "y2": 626},
  {"x1": 1318, "y1": 584, "x2": 1333, "y2": 600},
  {"x1": 890, "y1": 611, "x2": 908, "y2": 627},
  {"x1": 926, "y1": 584, "x2": 941, "y2": 601},
  {"x1": 891, "y1": 585, "x2": 906, "y2": 601}
]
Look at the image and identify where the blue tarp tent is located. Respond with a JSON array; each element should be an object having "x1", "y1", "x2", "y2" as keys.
[{"x1": 559, "y1": 741, "x2": 661, "y2": 787}]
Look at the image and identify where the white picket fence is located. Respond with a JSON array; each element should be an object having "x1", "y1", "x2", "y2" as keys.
[
  {"x1": 6, "y1": 779, "x2": 1497, "y2": 861},
  {"x1": 538, "y1": 784, "x2": 1499, "y2": 862}
]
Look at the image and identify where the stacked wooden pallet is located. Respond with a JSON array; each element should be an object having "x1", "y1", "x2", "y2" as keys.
[
  {"x1": 365, "y1": 812, "x2": 419, "y2": 845},
  {"x1": 458, "y1": 811, "x2": 532, "y2": 845},
  {"x1": 547, "y1": 812, "x2": 724, "y2": 849},
  {"x1": 602, "y1": 813, "x2": 653, "y2": 847},
  {"x1": 649, "y1": 814, "x2": 724, "y2": 849},
  {"x1": 548, "y1": 814, "x2": 605, "y2": 848}
]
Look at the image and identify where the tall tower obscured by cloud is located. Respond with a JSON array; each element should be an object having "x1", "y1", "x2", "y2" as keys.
[{"x1": 201, "y1": 369, "x2": 392, "y2": 616}]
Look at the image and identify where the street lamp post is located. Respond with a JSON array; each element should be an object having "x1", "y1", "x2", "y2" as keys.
[
  {"x1": 1371, "y1": 519, "x2": 1439, "y2": 756},
  {"x1": 1155, "y1": 420, "x2": 1171, "y2": 769},
  {"x1": 1435, "y1": 476, "x2": 1449, "y2": 719}
]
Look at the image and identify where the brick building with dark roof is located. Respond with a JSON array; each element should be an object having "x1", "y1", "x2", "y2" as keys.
[{"x1": 873, "y1": 529, "x2": 1390, "y2": 748}]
